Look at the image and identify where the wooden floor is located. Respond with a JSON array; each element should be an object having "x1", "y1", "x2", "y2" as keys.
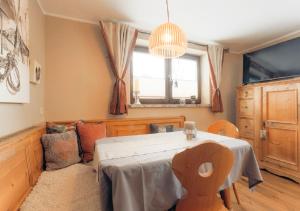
[{"x1": 231, "y1": 170, "x2": 300, "y2": 211}]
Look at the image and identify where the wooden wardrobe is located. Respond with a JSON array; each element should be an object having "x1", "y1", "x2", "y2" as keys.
[{"x1": 236, "y1": 78, "x2": 300, "y2": 183}]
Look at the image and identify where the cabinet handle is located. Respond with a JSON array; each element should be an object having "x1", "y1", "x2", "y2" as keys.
[
  {"x1": 244, "y1": 125, "x2": 248, "y2": 128},
  {"x1": 245, "y1": 106, "x2": 248, "y2": 109}
]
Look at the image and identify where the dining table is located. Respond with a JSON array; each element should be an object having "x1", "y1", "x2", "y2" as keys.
[{"x1": 93, "y1": 130, "x2": 263, "y2": 211}]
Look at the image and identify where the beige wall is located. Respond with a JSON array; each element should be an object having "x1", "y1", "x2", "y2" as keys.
[
  {"x1": 0, "y1": 0, "x2": 46, "y2": 138},
  {"x1": 45, "y1": 16, "x2": 243, "y2": 130}
]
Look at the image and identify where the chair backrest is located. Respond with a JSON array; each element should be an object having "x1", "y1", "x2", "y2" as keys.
[
  {"x1": 207, "y1": 120, "x2": 239, "y2": 138},
  {"x1": 172, "y1": 142, "x2": 234, "y2": 211}
]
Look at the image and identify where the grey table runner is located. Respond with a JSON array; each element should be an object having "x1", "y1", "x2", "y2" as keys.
[{"x1": 93, "y1": 131, "x2": 263, "y2": 211}]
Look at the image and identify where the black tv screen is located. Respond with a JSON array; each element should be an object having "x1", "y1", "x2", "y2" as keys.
[{"x1": 243, "y1": 37, "x2": 300, "y2": 84}]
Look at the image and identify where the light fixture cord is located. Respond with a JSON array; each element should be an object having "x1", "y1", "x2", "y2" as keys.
[{"x1": 166, "y1": 0, "x2": 170, "y2": 22}]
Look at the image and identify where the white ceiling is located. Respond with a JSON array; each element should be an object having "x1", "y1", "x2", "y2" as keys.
[{"x1": 38, "y1": 0, "x2": 300, "y2": 53}]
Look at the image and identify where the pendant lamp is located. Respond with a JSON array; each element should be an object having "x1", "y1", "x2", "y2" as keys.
[{"x1": 149, "y1": 0, "x2": 187, "y2": 58}]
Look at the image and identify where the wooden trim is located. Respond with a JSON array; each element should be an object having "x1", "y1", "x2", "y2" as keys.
[
  {"x1": 51, "y1": 116, "x2": 185, "y2": 124},
  {"x1": 0, "y1": 124, "x2": 45, "y2": 145},
  {"x1": 129, "y1": 104, "x2": 208, "y2": 108}
]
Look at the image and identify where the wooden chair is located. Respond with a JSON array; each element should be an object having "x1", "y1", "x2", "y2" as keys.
[
  {"x1": 207, "y1": 120, "x2": 239, "y2": 139},
  {"x1": 207, "y1": 120, "x2": 241, "y2": 205},
  {"x1": 172, "y1": 142, "x2": 234, "y2": 211}
]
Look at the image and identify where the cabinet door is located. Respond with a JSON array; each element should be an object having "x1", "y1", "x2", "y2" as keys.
[{"x1": 262, "y1": 84, "x2": 299, "y2": 170}]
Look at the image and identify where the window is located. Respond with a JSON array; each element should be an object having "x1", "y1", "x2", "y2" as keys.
[
  {"x1": 131, "y1": 49, "x2": 166, "y2": 99},
  {"x1": 131, "y1": 47, "x2": 200, "y2": 104}
]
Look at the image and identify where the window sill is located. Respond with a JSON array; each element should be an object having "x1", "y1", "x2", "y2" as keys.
[{"x1": 128, "y1": 104, "x2": 211, "y2": 108}]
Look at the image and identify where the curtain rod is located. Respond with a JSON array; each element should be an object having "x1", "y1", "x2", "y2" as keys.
[{"x1": 138, "y1": 30, "x2": 230, "y2": 52}]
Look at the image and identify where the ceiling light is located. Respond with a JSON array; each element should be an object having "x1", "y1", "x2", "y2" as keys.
[{"x1": 149, "y1": 0, "x2": 187, "y2": 58}]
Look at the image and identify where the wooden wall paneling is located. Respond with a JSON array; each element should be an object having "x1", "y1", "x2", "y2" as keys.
[
  {"x1": 105, "y1": 116, "x2": 185, "y2": 137},
  {"x1": 0, "y1": 139, "x2": 31, "y2": 211},
  {"x1": 52, "y1": 116, "x2": 185, "y2": 137},
  {"x1": 107, "y1": 124, "x2": 149, "y2": 137},
  {"x1": 0, "y1": 125, "x2": 45, "y2": 211},
  {"x1": 26, "y1": 128, "x2": 45, "y2": 186}
]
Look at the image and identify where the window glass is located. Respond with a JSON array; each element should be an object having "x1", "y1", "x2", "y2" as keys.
[
  {"x1": 171, "y1": 58, "x2": 198, "y2": 98},
  {"x1": 131, "y1": 47, "x2": 202, "y2": 104},
  {"x1": 132, "y1": 51, "x2": 166, "y2": 99}
]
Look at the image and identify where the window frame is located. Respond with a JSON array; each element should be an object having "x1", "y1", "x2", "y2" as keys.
[{"x1": 130, "y1": 46, "x2": 201, "y2": 104}]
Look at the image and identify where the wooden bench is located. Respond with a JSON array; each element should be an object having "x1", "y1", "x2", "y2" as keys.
[{"x1": 0, "y1": 116, "x2": 185, "y2": 211}]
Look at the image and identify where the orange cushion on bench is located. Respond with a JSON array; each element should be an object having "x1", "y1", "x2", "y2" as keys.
[{"x1": 77, "y1": 122, "x2": 106, "y2": 162}]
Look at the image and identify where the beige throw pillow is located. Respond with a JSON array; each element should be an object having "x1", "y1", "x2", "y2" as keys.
[{"x1": 42, "y1": 131, "x2": 81, "y2": 171}]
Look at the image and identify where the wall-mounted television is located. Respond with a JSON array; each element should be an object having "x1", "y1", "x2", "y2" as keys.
[{"x1": 243, "y1": 37, "x2": 300, "y2": 84}]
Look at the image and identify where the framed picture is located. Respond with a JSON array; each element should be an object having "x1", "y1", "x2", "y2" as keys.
[
  {"x1": 0, "y1": 0, "x2": 30, "y2": 103},
  {"x1": 30, "y1": 61, "x2": 41, "y2": 84}
]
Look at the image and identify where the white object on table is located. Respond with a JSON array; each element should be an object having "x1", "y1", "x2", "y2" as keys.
[{"x1": 184, "y1": 121, "x2": 197, "y2": 139}]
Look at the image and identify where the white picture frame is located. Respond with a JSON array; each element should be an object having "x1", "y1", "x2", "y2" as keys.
[{"x1": 0, "y1": 0, "x2": 30, "y2": 103}]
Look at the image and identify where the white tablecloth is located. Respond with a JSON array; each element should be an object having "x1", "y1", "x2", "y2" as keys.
[{"x1": 93, "y1": 131, "x2": 263, "y2": 211}]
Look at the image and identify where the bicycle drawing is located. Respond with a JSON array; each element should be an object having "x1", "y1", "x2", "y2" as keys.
[{"x1": 0, "y1": 0, "x2": 29, "y2": 103}]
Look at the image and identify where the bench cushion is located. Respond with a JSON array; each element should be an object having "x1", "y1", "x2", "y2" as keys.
[{"x1": 42, "y1": 131, "x2": 81, "y2": 170}]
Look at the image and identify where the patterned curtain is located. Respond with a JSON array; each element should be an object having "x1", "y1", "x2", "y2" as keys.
[
  {"x1": 100, "y1": 21, "x2": 138, "y2": 115},
  {"x1": 208, "y1": 45, "x2": 224, "y2": 112}
]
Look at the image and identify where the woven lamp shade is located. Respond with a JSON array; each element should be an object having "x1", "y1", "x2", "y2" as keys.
[{"x1": 149, "y1": 22, "x2": 187, "y2": 58}]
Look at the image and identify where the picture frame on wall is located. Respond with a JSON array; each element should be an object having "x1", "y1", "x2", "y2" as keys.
[
  {"x1": 0, "y1": 0, "x2": 30, "y2": 103},
  {"x1": 30, "y1": 61, "x2": 41, "y2": 84}
]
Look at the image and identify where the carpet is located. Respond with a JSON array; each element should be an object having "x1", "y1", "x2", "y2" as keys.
[{"x1": 21, "y1": 164, "x2": 101, "y2": 211}]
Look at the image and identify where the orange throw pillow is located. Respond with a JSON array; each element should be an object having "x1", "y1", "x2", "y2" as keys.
[{"x1": 77, "y1": 122, "x2": 106, "y2": 162}]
